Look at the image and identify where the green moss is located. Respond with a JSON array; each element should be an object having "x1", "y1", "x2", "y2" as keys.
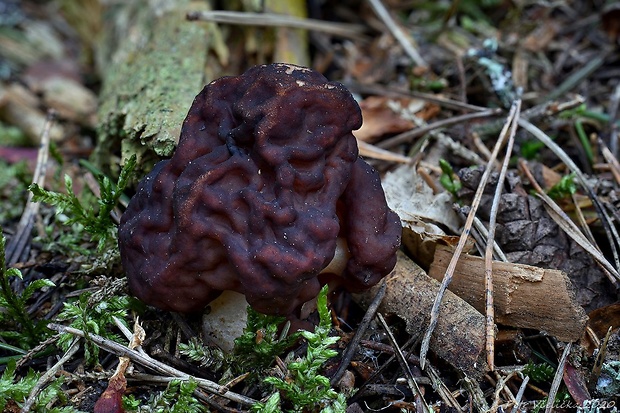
[{"x1": 95, "y1": 1, "x2": 211, "y2": 175}]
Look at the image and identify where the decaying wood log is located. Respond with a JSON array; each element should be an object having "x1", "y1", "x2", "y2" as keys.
[
  {"x1": 429, "y1": 245, "x2": 588, "y2": 342},
  {"x1": 354, "y1": 251, "x2": 488, "y2": 379},
  {"x1": 94, "y1": 0, "x2": 222, "y2": 174}
]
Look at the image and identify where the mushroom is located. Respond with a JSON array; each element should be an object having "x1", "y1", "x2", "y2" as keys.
[{"x1": 118, "y1": 63, "x2": 401, "y2": 349}]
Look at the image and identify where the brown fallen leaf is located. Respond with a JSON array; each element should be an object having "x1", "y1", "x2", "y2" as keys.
[
  {"x1": 382, "y1": 164, "x2": 463, "y2": 268},
  {"x1": 563, "y1": 362, "x2": 591, "y2": 406},
  {"x1": 602, "y1": 3, "x2": 620, "y2": 44},
  {"x1": 94, "y1": 319, "x2": 146, "y2": 413},
  {"x1": 93, "y1": 371, "x2": 126, "y2": 413},
  {"x1": 354, "y1": 96, "x2": 421, "y2": 142},
  {"x1": 522, "y1": 20, "x2": 560, "y2": 52},
  {"x1": 587, "y1": 303, "x2": 620, "y2": 340}
]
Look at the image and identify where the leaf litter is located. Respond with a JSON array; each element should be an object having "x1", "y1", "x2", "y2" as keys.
[{"x1": 0, "y1": 0, "x2": 619, "y2": 411}]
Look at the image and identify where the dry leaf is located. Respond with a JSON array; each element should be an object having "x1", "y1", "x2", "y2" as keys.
[
  {"x1": 382, "y1": 164, "x2": 462, "y2": 267},
  {"x1": 354, "y1": 96, "x2": 423, "y2": 142}
]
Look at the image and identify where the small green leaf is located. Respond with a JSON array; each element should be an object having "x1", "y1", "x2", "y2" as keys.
[{"x1": 547, "y1": 172, "x2": 577, "y2": 200}]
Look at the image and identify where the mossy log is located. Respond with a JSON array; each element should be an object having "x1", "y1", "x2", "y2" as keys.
[{"x1": 93, "y1": 0, "x2": 222, "y2": 175}]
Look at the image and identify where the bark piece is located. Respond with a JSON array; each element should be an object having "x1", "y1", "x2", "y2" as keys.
[
  {"x1": 429, "y1": 246, "x2": 588, "y2": 342},
  {"x1": 354, "y1": 251, "x2": 487, "y2": 379},
  {"x1": 457, "y1": 164, "x2": 618, "y2": 311}
]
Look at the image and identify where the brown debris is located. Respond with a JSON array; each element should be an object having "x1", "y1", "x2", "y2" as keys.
[
  {"x1": 0, "y1": 83, "x2": 65, "y2": 142},
  {"x1": 354, "y1": 96, "x2": 420, "y2": 142},
  {"x1": 429, "y1": 245, "x2": 588, "y2": 342},
  {"x1": 354, "y1": 251, "x2": 488, "y2": 379},
  {"x1": 457, "y1": 165, "x2": 619, "y2": 311}
]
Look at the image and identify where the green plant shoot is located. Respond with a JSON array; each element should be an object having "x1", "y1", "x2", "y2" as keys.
[
  {"x1": 29, "y1": 154, "x2": 137, "y2": 252},
  {"x1": 255, "y1": 285, "x2": 346, "y2": 413},
  {"x1": 439, "y1": 158, "x2": 462, "y2": 195},
  {"x1": 0, "y1": 231, "x2": 54, "y2": 348},
  {"x1": 0, "y1": 360, "x2": 85, "y2": 412},
  {"x1": 547, "y1": 172, "x2": 577, "y2": 200},
  {"x1": 57, "y1": 293, "x2": 130, "y2": 365}
]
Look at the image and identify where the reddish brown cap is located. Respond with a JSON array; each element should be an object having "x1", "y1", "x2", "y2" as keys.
[{"x1": 118, "y1": 63, "x2": 401, "y2": 316}]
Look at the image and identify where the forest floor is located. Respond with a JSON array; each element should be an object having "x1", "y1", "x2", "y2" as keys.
[{"x1": 1, "y1": 0, "x2": 620, "y2": 412}]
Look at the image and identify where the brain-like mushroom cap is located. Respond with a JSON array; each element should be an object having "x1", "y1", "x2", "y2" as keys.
[{"x1": 119, "y1": 63, "x2": 401, "y2": 316}]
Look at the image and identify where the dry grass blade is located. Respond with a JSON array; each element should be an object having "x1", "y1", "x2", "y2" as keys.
[
  {"x1": 357, "y1": 140, "x2": 411, "y2": 163},
  {"x1": 484, "y1": 99, "x2": 521, "y2": 371},
  {"x1": 419, "y1": 101, "x2": 520, "y2": 369},
  {"x1": 365, "y1": 0, "x2": 427, "y2": 68},
  {"x1": 511, "y1": 376, "x2": 530, "y2": 413},
  {"x1": 541, "y1": 55, "x2": 606, "y2": 103},
  {"x1": 473, "y1": 216, "x2": 508, "y2": 262},
  {"x1": 519, "y1": 160, "x2": 620, "y2": 285},
  {"x1": 609, "y1": 84, "x2": 620, "y2": 157},
  {"x1": 593, "y1": 327, "x2": 613, "y2": 380},
  {"x1": 186, "y1": 10, "x2": 366, "y2": 39},
  {"x1": 5, "y1": 111, "x2": 54, "y2": 265},
  {"x1": 599, "y1": 138, "x2": 620, "y2": 184},
  {"x1": 571, "y1": 192, "x2": 598, "y2": 246},
  {"x1": 545, "y1": 343, "x2": 572, "y2": 413},
  {"x1": 377, "y1": 312, "x2": 429, "y2": 411},
  {"x1": 518, "y1": 118, "x2": 620, "y2": 274}
]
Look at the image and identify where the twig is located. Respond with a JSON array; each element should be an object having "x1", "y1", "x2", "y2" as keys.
[
  {"x1": 5, "y1": 111, "x2": 55, "y2": 265},
  {"x1": 419, "y1": 101, "x2": 520, "y2": 369},
  {"x1": 545, "y1": 343, "x2": 572, "y2": 413},
  {"x1": 377, "y1": 313, "x2": 429, "y2": 412},
  {"x1": 510, "y1": 376, "x2": 530, "y2": 413},
  {"x1": 484, "y1": 98, "x2": 521, "y2": 371},
  {"x1": 425, "y1": 363, "x2": 462, "y2": 409},
  {"x1": 330, "y1": 282, "x2": 386, "y2": 386},
  {"x1": 126, "y1": 373, "x2": 242, "y2": 413},
  {"x1": 186, "y1": 10, "x2": 366, "y2": 39},
  {"x1": 489, "y1": 371, "x2": 517, "y2": 412},
  {"x1": 462, "y1": 375, "x2": 490, "y2": 412},
  {"x1": 47, "y1": 323, "x2": 257, "y2": 406},
  {"x1": 365, "y1": 0, "x2": 427, "y2": 68},
  {"x1": 16, "y1": 334, "x2": 61, "y2": 370},
  {"x1": 378, "y1": 108, "x2": 502, "y2": 149},
  {"x1": 20, "y1": 338, "x2": 81, "y2": 413}
]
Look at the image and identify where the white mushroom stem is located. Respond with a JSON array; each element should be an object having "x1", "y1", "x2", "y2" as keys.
[
  {"x1": 202, "y1": 290, "x2": 249, "y2": 353},
  {"x1": 202, "y1": 237, "x2": 351, "y2": 352},
  {"x1": 320, "y1": 237, "x2": 351, "y2": 276}
]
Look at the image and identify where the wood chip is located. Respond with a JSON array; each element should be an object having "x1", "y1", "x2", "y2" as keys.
[
  {"x1": 354, "y1": 251, "x2": 488, "y2": 378},
  {"x1": 429, "y1": 246, "x2": 588, "y2": 342}
]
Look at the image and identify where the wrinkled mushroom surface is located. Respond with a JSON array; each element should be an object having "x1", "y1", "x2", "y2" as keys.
[{"x1": 119, "y1": 63, "x2": 401, "y2": 317}]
